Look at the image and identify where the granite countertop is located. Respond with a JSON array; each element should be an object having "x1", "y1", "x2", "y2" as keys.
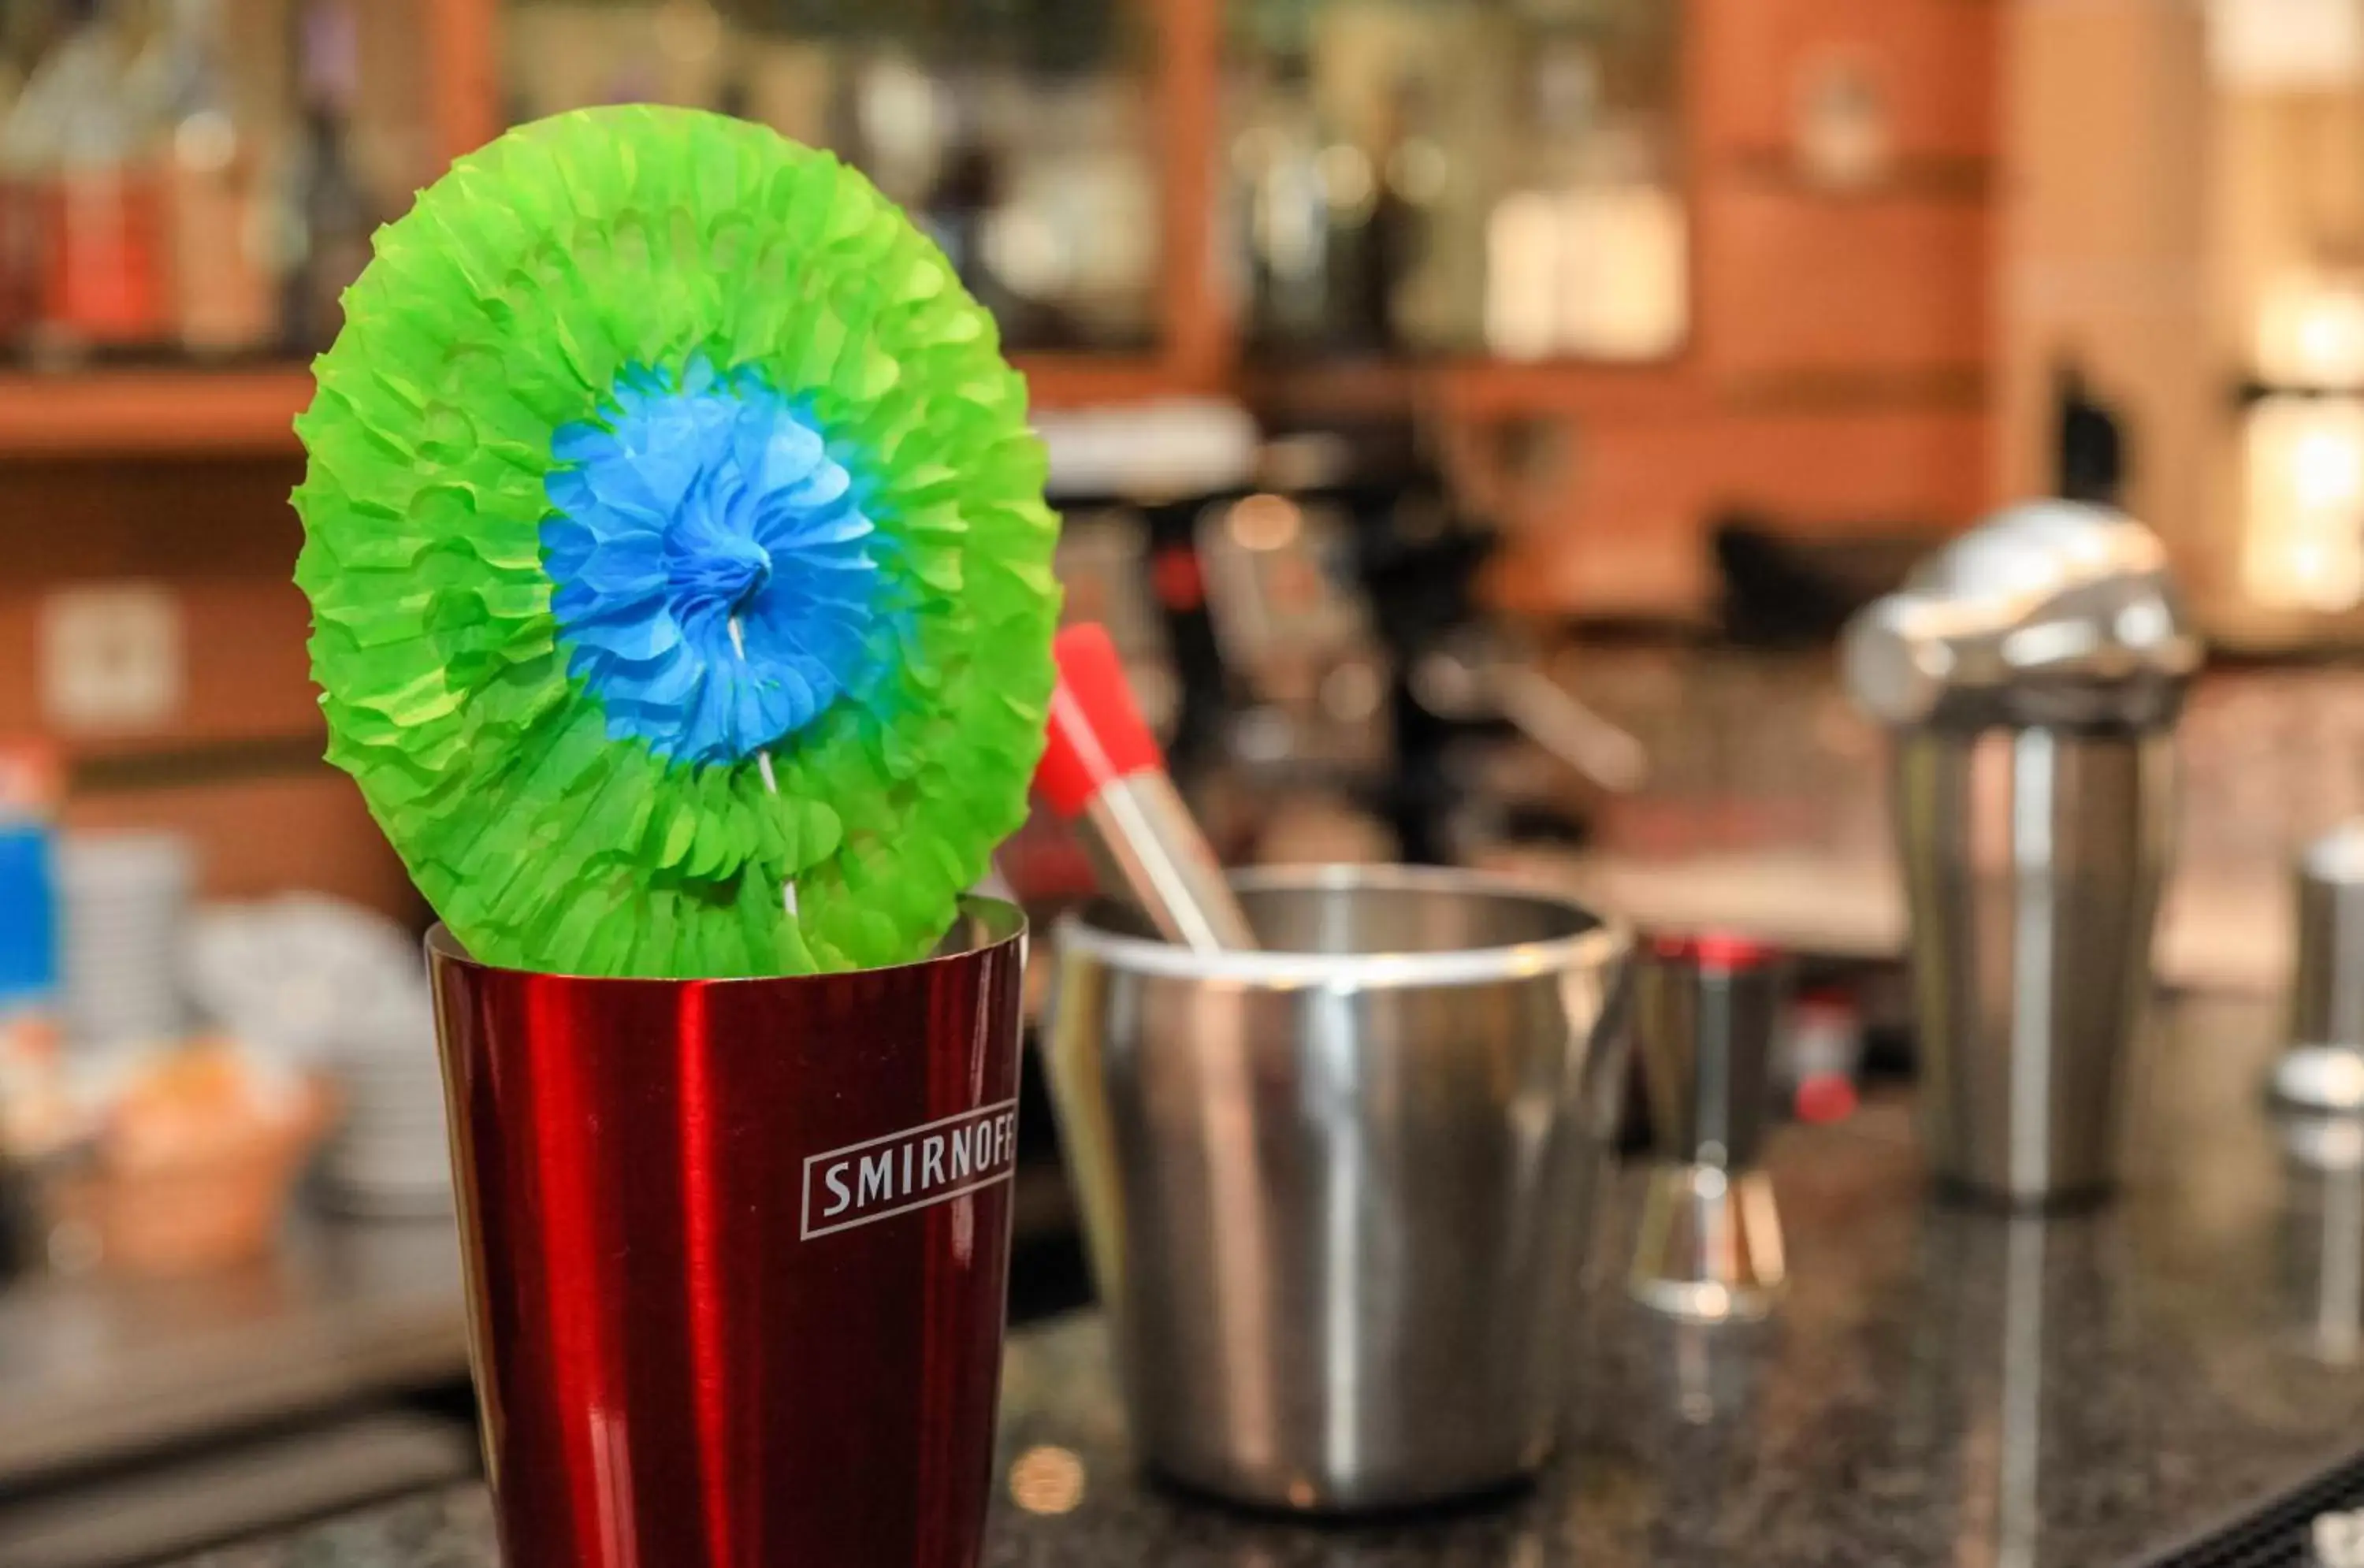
[
  {"x1": 169, "y1": 991, "x2": 2364, "y2": 1567},
  {"x1": 0, "y1": 1216, "x2": 469, "y2": 1486}
]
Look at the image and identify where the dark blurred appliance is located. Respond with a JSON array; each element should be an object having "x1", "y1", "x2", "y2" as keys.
[
  {"x1": 1035, "y1": 406, "x2": 1649, "y2": 870},
  {"x1": 2054, "y1": 358, "x2": 2128, "y2": 509},
  {"x1": 1186, "y1": 418, "x2": 1645, "y2": 866},
  {"x1": 1712, "y1": 513, "x2": 1925, "y2": 646}
]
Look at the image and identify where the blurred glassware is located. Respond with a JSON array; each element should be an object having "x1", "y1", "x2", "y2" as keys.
[
  {"x1": 0, "y1": 0, "x2": 427, "y2": 366},
  {"x1": 1782, "y1": 985, "x2": 1863, "y2": 1124},
  {"x1": 2243, "y1": 393, "x2": 2364, "y2": 613},
  {"x1": 0, "y1": 5, "x2": 46, "y2": 346},
  {"x1": 1037, "y1": 397, "x2": 1259, "y2": 503},
  {"x1": 161, "y1": 0, "x2": 271, "y2": 355},
  {"x1": 1227, "y1": 0, "x2": 1682, "y2": 360},
  {"x1": 1232, "y1": 47, "x2": 1361, "y2": 351},
  {"x1": 2255, "y1": 268, "x2": 2364, "y2": 392},
  {"x1": 57, "y1": 830, "x2": 191, "y2": 1051},
  {"x1": 1041, "y1": 399, "x2": 1263, "y2": 751},
  {"x1": 1054, "y1": 510, "x2": 1182, "y2": 739},
  {"x1": 281, "y1": 0, "x2": 376, "y2": 354},
  {"x1": 1196, "y1": 485, "x2": 1393, "y2": 779},
  {"x1": 500, "y1": 0, "x2": 1160, "y2": 353},
  {"x1": 1793, "y1": 54, "x2": 1890, "y2": 191},
  {"x1": 4, "y1": 0, "x2": 173, "y2": 359}
]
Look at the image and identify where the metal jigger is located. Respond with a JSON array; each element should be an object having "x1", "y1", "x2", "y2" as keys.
[{"x1": 1629, "y1": 934, "x2": 1788, "y2": 1322}]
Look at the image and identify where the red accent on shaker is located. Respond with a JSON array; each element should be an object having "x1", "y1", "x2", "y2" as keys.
[
  {"x1": 1150, "y1": 545, "x2": 1205, "y2": 611},
  {"x1": 1795, "y1": 1073, "x2": 1860, "y2": 1124},
  {"x1": 1648, "y1": 930, "x2": 1779, "y2": 972}
]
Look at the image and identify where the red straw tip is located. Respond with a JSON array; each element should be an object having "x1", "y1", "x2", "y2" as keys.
[{"x1": 1035, "y1": 623, "x2": 1164, "y2": 817}]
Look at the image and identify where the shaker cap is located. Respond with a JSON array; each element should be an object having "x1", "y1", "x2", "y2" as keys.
[
  {"x1": 1842, "y1": 502, "x2": 2200, "y2": 730},
  {"x1": 2302, "y1": 819, "x2": 2364, "y2": 890}
]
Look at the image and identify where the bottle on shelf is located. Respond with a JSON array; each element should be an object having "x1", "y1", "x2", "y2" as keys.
[
  {"x1": 161, "y1": 0, "x2": 271, "y2": 357},
  {"x1": 0, "y1": 9, "x2": 46, "y2": 351},
  {"x1": 1236, "y1": 49, "x2": 1335, "y2": 354},
  {"x1": 281, "y1": 0, "x2": 377, "y2": 356},
  {"x1": 1359, "y1": 72, "x2": 1438, "y2": 355},
  {"x1": 1484, "y1": 37, "x2": 1683, "y2": 362},
  {"x1": 6, "y1": 0, "x2": 173, "y2": 362}
]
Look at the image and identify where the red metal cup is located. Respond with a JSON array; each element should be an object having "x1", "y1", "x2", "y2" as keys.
[{"x1": 426, "y1": 900, "x2": 1027, "y2": 1568}]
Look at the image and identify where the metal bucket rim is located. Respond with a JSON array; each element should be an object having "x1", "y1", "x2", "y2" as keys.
[
  {"x1": 423, "y1": 894, "x2": 1027, "y2": 986},
  {"x1": 1054, "y1": 863, "x2": 1628, "y2": 990}
]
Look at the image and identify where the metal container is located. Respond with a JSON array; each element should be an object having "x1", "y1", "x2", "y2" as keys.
[
  {"x1": 1846, "y1": 502, "x2": 2195, "y2": 1206},
  {"x1": 2269, "y1": 823, "x2": 2364, "y2": 1124},
  {"x1": 2292, "y1": 823, "x2": 2364, "y2": 1058},
  {"x1": 1893, "y1": 728, "x2": 2173, "y2": 1202},
  {"x1": 1628, "y1": 935, "x2": 1788, "y2": 1321},
  {"x1": 1046, "y1": 866, "x2": 1630, "y2": 1512}
]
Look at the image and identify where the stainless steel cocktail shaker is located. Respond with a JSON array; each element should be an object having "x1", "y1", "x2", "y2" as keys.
[{"x1": 1845, "y1": 502, "x2": 2199, "y2": 1206}]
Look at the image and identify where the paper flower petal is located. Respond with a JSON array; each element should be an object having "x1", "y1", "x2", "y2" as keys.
[{"x1": 292, "y1": 106, "x2": 1058, "y2": 978}]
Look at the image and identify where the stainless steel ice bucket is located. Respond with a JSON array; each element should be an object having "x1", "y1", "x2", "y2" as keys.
[{"x1": 1044, "y1": 865, "x2": 1630, "y2": 1512}]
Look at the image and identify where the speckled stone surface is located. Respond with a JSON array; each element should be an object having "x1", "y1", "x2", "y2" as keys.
[{"x1": 175, "y1": 992, "x2": 2364, "y2": 1566}]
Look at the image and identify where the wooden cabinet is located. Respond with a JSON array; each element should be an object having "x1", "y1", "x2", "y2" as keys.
[
  {"x1": 1697, "y1": 186, "x2": 1989, "y2": 384},
  {"x1": 1694, "y1": 0, "x2": 1998, "y2": 169},
  {"x1": 0, "y1": 0, "x2": 2009, "y2": 615}
]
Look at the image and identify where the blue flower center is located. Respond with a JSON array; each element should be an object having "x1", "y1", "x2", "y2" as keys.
[
  {"x1": 540, "y1": 358, "x2": 883, "y2": 766},
  {"x1": 671, "y1": 530, "x2": 772, "y2": 622}
]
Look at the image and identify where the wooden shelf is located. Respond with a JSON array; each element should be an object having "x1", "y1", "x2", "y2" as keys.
[
  {"x1": 4, "y1": 353, "x2": 1957, "y2": 458},
  {"x1": 0, "y1": 355, "x2": 1197, "y2": 459},
  {"x1": 1016, "y1": 355, "x2": 1209, "y2": 409},
  {"x1": 1245, "y1": 357, "x2": 1701, "y2": 422},
  {"x1": 0, "y1": 367, "x2": 315, "y2": 459}
]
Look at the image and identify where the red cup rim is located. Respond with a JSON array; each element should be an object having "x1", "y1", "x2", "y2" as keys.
[{"x1": 423, "y1": 894, "x2": 1028, "y2": 985}]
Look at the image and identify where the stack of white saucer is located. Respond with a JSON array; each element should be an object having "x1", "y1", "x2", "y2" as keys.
[
  {"x1": 187, "y1": 894, "x2": 452, "y2": 1217},
  {"x1": 59, "y1": 833, "x2": 194, "y2": 1049},
  {"x1": 318, "y1": 979, "x2": 450, "y2": 1217}
]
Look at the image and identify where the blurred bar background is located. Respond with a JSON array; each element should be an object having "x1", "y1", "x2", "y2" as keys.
[{"x1": 9, "y1": 0, "x2": 2364, "y2": 1561}]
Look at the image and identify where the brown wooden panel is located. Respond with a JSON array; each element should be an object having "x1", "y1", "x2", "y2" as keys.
[
  {"x1": 1585, "y1": 407, "x2": 1990, "y2": 530},
  {"x1": 427, "y1": 0, "x2": 502, "y2": 162},
  {"x1": 0, "y1": 460, "x2": 303, "y2": 580},
  {"x1": 0, "y1": 578, "x2": 322, "y2": 750},
  {"x1": 1494, "y1": 407, "x2": 1990, "y2": 616},
  {"x1": 1694, "y1": 0, "x2": 1999, "y2": 165},
  {"x1": 63, "y1": 769, "x2": 421, "y2": 920},
  {"x1": 1158, "y1": 0, "x2": 1229, "y2": 385},
  {"x1": 1697, "y1": 184, "x2": 1990, "y2": 384},
  {"x1": 0, "y1": 370, "x2": 312, "y2": 459}
]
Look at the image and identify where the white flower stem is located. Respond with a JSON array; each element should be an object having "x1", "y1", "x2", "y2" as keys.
[{"x1": 729, "y1": 614, "x2": 798, "y2": 920}]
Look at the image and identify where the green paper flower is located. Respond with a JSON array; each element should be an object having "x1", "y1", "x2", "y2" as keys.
[{"x1": 292, "y1": 106, "x2": 1058, "y2": 978}]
